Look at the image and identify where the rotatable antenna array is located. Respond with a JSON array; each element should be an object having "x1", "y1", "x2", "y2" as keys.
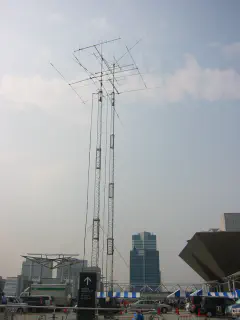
[{"x1": 51, "y1": 37, "x2": 148, "y2": 292}]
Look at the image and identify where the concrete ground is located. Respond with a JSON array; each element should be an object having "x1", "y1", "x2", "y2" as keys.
[{"x1": 0, "y1": 311, "x2": 232, "y2": 320}]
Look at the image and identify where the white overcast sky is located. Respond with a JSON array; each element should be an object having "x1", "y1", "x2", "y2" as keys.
[{"x1": 1, "y1": 0, "x2": 240, "y2": 284}]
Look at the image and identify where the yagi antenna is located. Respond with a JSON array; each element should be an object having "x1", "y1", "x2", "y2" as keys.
[
  {"x1": 116, "y1": 38, "x2": 142, "y2": 63},
  {"x1": 74, "y1": 37, "x2": 121, "y2": 52},
  {"x1": 49, "y1": 62, "x2": 86, "y2": 104},
  {"x1": 125, "y1": 45, "x2": 147, "y2": 89}
]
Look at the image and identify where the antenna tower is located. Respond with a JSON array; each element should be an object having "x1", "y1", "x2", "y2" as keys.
[
  {"x1": 73, "y1": 39, "x2": 121, "y2": 270},
  {"x1": 51, "y1": 37, "x2": 148, "y2": 292},
  {"x1": 107, "y1": 63, "x2": 115, "y2": 292}
]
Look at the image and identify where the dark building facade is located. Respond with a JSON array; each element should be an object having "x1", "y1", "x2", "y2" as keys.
[
  {"x1": 130, "y1": 232, "x2": 161, "y2": 290},
  {"x1": 179, "y1": 231, "x2": 240, "y2": 282}
]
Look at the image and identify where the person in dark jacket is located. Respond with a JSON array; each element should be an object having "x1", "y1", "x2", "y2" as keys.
[
  {"x1": 1, "y1": 293, "x2": 7, "y2": 304},
  {"x1": 136, "y1": 310, "x2": 144, "y2": 320}
]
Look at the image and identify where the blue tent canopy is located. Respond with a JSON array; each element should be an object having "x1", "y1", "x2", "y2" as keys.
[
  {"x1": 208, "y1": 291, "x2": 238, "y2": 298},
  {"x1": 190, "y1": 289, "x2": 203, "y2": 296},
  {"x1": 185, "y1": 291, "x2": 193, "y2": 298},
  {"x1": 97, "y1": 292, "x2": 140, "y2": 299},
  {"x1": 167, "y1": 289, "x2": 180, "y2": 298}
]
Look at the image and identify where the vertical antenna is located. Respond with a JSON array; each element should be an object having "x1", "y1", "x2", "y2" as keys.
[
  {"x1": 73, "y1": 38, "x2": 121, "y2": 273},
  {"x1": 91, "y1": 44, "x2": 104, "y2": 268},
  {"x1": 56, "y1": 37, "x2": 148, "y2": 289},
  {"x1": 101, "y1": 96, "x2": 109, "y2": 281},
  {"x1": 107, "y1": 63, "x2": 115, "y2": 292}
]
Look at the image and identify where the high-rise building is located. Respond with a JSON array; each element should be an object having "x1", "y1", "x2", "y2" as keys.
[
  {"x1": 21, "y1": 259, "x2": 53, "y2": 280},
  {"x1": 130, "y1": 232, "x2": 161, "y2": 290},
  {"x1": 220, "y1": 213, "x2": 240, "y2": 231},
  {"x1": 56, "y1": 259, "x2": 87, "y2": 280},
  {"x1": 3, "y1": 277, "x2": 18, "y2": 296}
]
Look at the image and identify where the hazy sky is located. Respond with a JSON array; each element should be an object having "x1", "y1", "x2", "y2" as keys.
[{"x1": 1, "y1": 0, "x2": 240, "y2": 284}]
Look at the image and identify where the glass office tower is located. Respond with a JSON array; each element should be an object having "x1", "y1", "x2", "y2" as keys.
[{"x1": 130, "y1": 232, "x2": 161, "y2": 291}]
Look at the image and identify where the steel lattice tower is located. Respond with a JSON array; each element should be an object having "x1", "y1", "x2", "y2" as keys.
[
  {"x1": 51, "y1": 38, "x2": 148, "y2": 287},
  {"x1": 107, "y1": 64, "x2": 116, "y2": 291},
  {"x1": 91, "y1": 54, "x2": 104, "y2": 268}
]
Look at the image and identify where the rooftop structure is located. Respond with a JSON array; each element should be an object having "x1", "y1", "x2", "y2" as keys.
[
  {"x1": 179, "y1": 231, "x2": 240, "y2": 282},
  {"x1": 220, "y1": 213, "x2": 240, "y2": 231}
]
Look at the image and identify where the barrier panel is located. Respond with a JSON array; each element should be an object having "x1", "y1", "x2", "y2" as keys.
[
  {"x1": 178, "y1": 315, "x2": 194, "y2": 320},
  {"x1": 0, "y1": 305, "x2": 136, "y2": 320}
]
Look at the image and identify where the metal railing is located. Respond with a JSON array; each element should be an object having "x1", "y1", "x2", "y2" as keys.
[
  {"x1": 0, "y1": 305, "x2": 133, "y2": 320},
  {"x1": 0, "y1": 305, "x2": 235, "y2": 320},
  {"x1": 104, "y1": 283, "x2": 203, "y2": 293},
  {"x1": 0, "y1": 305, "x2": 173, "y2": 320}
]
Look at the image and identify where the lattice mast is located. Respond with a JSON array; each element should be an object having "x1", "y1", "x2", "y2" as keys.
[
  {"x1": 107, "y1": 63, "x2": 116, "y2": 291},
  {"x1": 91, "y1": 46, "x2": 104, "y2": 268},
  {"x1": 68, "y1": 38, "x2": 121, "y2": 270},
  {"x1": 50, "y1": 38, "x2": 148, "y2": 285}
]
